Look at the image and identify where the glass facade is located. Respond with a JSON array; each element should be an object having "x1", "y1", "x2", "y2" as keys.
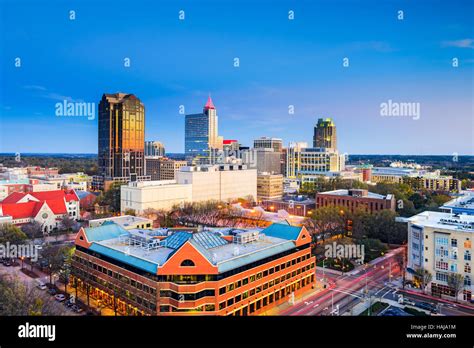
[{"x1": 98, "y1": 93, "x2": 145, "y2": 180}]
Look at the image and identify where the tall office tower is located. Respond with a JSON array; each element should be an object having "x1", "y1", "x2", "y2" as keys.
[
  {"x1": 145, "y1": 141, "x2": 165, "y2": 157},
  {"x1": 185, "y1": 95, "x2": 222, "y2": 164},
  {"x1": 253, "y1": 137, "x2": 283, "y2": 153},
  {"x1": 313, "y1": 118, "x2": 337, "y2": 150},
  {"x1": 95, "y1": 93, "x2": 146, "y2": 190}
]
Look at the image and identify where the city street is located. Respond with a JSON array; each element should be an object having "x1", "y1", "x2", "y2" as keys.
[{"x1": 282, "y1": 248, "x2": 405, "y2": 316}]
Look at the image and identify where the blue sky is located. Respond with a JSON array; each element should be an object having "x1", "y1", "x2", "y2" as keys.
[{"x1": 0, "y1": 0, "x2": 473, "y2": 155}]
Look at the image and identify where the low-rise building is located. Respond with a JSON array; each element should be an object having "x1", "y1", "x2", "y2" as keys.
[
  {"x1": 407, "y1": 211, "x2": 473, "y2": 302},
  {"x1": 371, "y1": 167, "x2": 460, "y2": 193},
  {"x1": 0, "y1": 190, "x2": 80, "y2": 233},
  {"x1": 316, "y1": 189, "x2": 396, "y2": 214},
  {"x1": 88, "y1": 215, "x2": 153, "y2": 230},
  {"x1": 71, "y1": 222, "x2": 316, "y2": 315},
  {"x1": 441, "y1": 191, "x2": 474, "y2": 216},
  {"x1": 261, "y1": 195, "x2": 315, "y2": 217}
]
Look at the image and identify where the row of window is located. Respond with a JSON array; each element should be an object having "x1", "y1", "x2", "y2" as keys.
[
  {"x1": 73, "y1": 271, "x2": 157, "y2": 312},
  {"x1": 159, "y1": 289, "x2": 215, "y2": 301},
  {"x1": 218, "y1": 254, "x2": 313, "y2": 295},
  {"x1": 230, "y1": 274, "x2": 315, "y2": 315},
  {"x1": 74, "y1": 255, "x2": 157, "y2": 296},
  {"x1": 219, "y1": 268, "x2": 314, "y2": 310}
]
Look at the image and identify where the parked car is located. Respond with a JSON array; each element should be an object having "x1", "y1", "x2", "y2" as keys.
[
  {"x1": 380, "y1": 307, "x2": 413, "y2": 316},
  {"x1": 54, "y1": 294, "x2": 66, "y2": 302},
  {"x1": 48, "y1": 288, "x2": 57, "y2": 295},
  {"x1": 415, "y1": 302, "x2": 438, "y2": 313},
  {"x1": 36, "y1": 282, "x2": 47, "y2": 290},
  {"x1": 71, "y1": 305, "x2": 83, "y2": 313},
  {"x1": 402, "y1": 298, "x2": 416, "y2": 306}
]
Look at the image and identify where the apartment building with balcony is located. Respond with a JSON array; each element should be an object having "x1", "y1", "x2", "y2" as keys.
[{"x1": 407, "y1": 211, "x2": 473, "y2": 302}]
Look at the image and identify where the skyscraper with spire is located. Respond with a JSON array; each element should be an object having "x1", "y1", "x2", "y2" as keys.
[{"x1": 185, "y1": 95, "x2": 223, "y2": 164}]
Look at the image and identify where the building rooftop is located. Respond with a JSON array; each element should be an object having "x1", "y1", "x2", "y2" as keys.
[
  {"x1": 441, "y1": 191, "x2": 474, "y2": 213},
  {"x1": 407, "y1": 211, "x2": 474, "y2": 232},
  {"x1": 88, "y1": 215, "x2": 152, "y2": 229},
  {"x1": 318, "y1": 189, "x2": 388, "y2": 200},
  {"x1": 80, "y1": 222, "x2": 304, "y2": 274}
]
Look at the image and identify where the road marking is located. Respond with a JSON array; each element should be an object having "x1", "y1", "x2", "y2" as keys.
[
  {"x1": 313, "y1": 303, "x2": 320, "y2": 308},
  {"x1": 382, "y1": 288, "x2": 392, "y2": 298},
  {"x1": 332, "y1": 289, "x2": 364, "y2": 299}
]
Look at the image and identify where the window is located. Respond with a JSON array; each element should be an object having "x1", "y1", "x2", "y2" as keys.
[
  {"x1": 465, "y1": 276, "x2": 471, "y2": 286},
  {"x1": 435, "y1": 261, "x2": 448, "y2": 270},
  {"x1": 465, "y1": 263, "x2": 471, "y2": 273},
  {"x1": 242, "y1": 291, "x2": 249, "y2": 299},
  {"x1": 450, "y1": 264, "x2": 457, "y2": 272},
  {"x1": 180, "y1": 259, "x2": 195, "y2": 267},
  {"x1": 227, "y1": 298, "x2": 234, "y2": 306},
  {"x1": 235, "y1": 295, "x2": 241, "y2": 303},
  {"x1": 263, "y1": 270, "x2": 268, "y2": 277},
  {"x1": 250, "y1": 275, "x2": 256, "y2": 282},
  {"x1": 465, "y1": 251, "x2": 471, "y2": 261},
  {"x1": 451, "y1": 239, "x2": 458, "y2": 247},
  {"x1": 436, "y1": 272, "x2": 448, "y2": 282},
  {"x1": 243, "y1": 278, "x2": 248, "y2": 285},
  {"x1": 219, "y1": 287, "x2": 226, "y2": 295},
  {"x1": 465, "y1": 240, "x2": 472, "y2": 249},
  {"x1": 219, "y1": 302, "x2": 226, "y2": 310}
]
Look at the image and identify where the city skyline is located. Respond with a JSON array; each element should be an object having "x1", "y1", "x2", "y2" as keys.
[{"x1": 0, "y1": 0, "x2": 473, "y2": 155}]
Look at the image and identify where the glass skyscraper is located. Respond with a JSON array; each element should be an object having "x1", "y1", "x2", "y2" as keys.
[
  {"x1": 185, "y1": 96, "x2": 222, "y2": 164},
  {"x1": 96, "y1": 93, "x2": 146, "y2": 186},
  {"x1": 313, "y1": 118, "x2": 337, "y2": 150}
]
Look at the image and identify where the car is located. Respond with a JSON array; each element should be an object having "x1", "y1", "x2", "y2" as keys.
[
  {"x1": 380, "y1": 307, "x2": 413, "y2": 316},
  {"x1": 4, "y1": 261, "x2": 12, "y2": 267},
  {"x1": 402, "y1": 298, "x2": 416, "y2": 306},
  {"x1": 415, "y1": 302, "x2": 438, "y2": 313},
  {"x1": 36, "y1": 283, "x2": 47, "y2": 290},
  {"x1": 54, "y1": 294, "x2": 66, "y2": 302},
  {"x1": 48, "y1": 288, "x2": 57, "y2": 295},
  {"x1": 71, "y1": 305, "x2": 83, "y2": 313}
]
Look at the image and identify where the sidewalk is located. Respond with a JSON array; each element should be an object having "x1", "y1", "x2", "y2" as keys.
[
  {"x1": 400, "y1": 288, "x2": 474, "y2": 311},
  {"x1": 261, "y1": 281, "x2": 329, "y2": 315}
]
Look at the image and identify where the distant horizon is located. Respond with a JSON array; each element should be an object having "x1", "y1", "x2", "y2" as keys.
[{"x1": 1, "y1": 152, "x2": 473, "y2": 157}]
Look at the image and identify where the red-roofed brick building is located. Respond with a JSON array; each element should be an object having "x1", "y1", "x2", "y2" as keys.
[{"x1": 0, "y1": 190, "x2": 80, "y2": 233}]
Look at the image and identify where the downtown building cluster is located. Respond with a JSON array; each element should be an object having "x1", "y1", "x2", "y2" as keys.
[{"x1": 64, "y1": 91, "x2": 473, "y2": 318}]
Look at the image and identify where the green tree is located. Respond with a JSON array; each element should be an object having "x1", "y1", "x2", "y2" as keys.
[
  {"x1": 21, "y1": 221, "x2": 43, "y2": 240},
  {"x1": 0, "y1": 224, "x2": 27, "y2": 244},
  {"x1": 447, "y1": 273, "x2": 465, "y2": 303},
  {"x1": 96, "y1": 182, "x2": 122, "y2": 212},
  {"x1": 414, "y1": 268, "x2": 432, "y2": 294},
  {"x1": 123, "y1": 208, "x2": 136, "y2": 216}
]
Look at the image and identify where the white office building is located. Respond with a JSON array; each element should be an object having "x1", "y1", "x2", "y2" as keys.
[{"x1": 121, "y1": 164, "x2": 257, "y2": 213}]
